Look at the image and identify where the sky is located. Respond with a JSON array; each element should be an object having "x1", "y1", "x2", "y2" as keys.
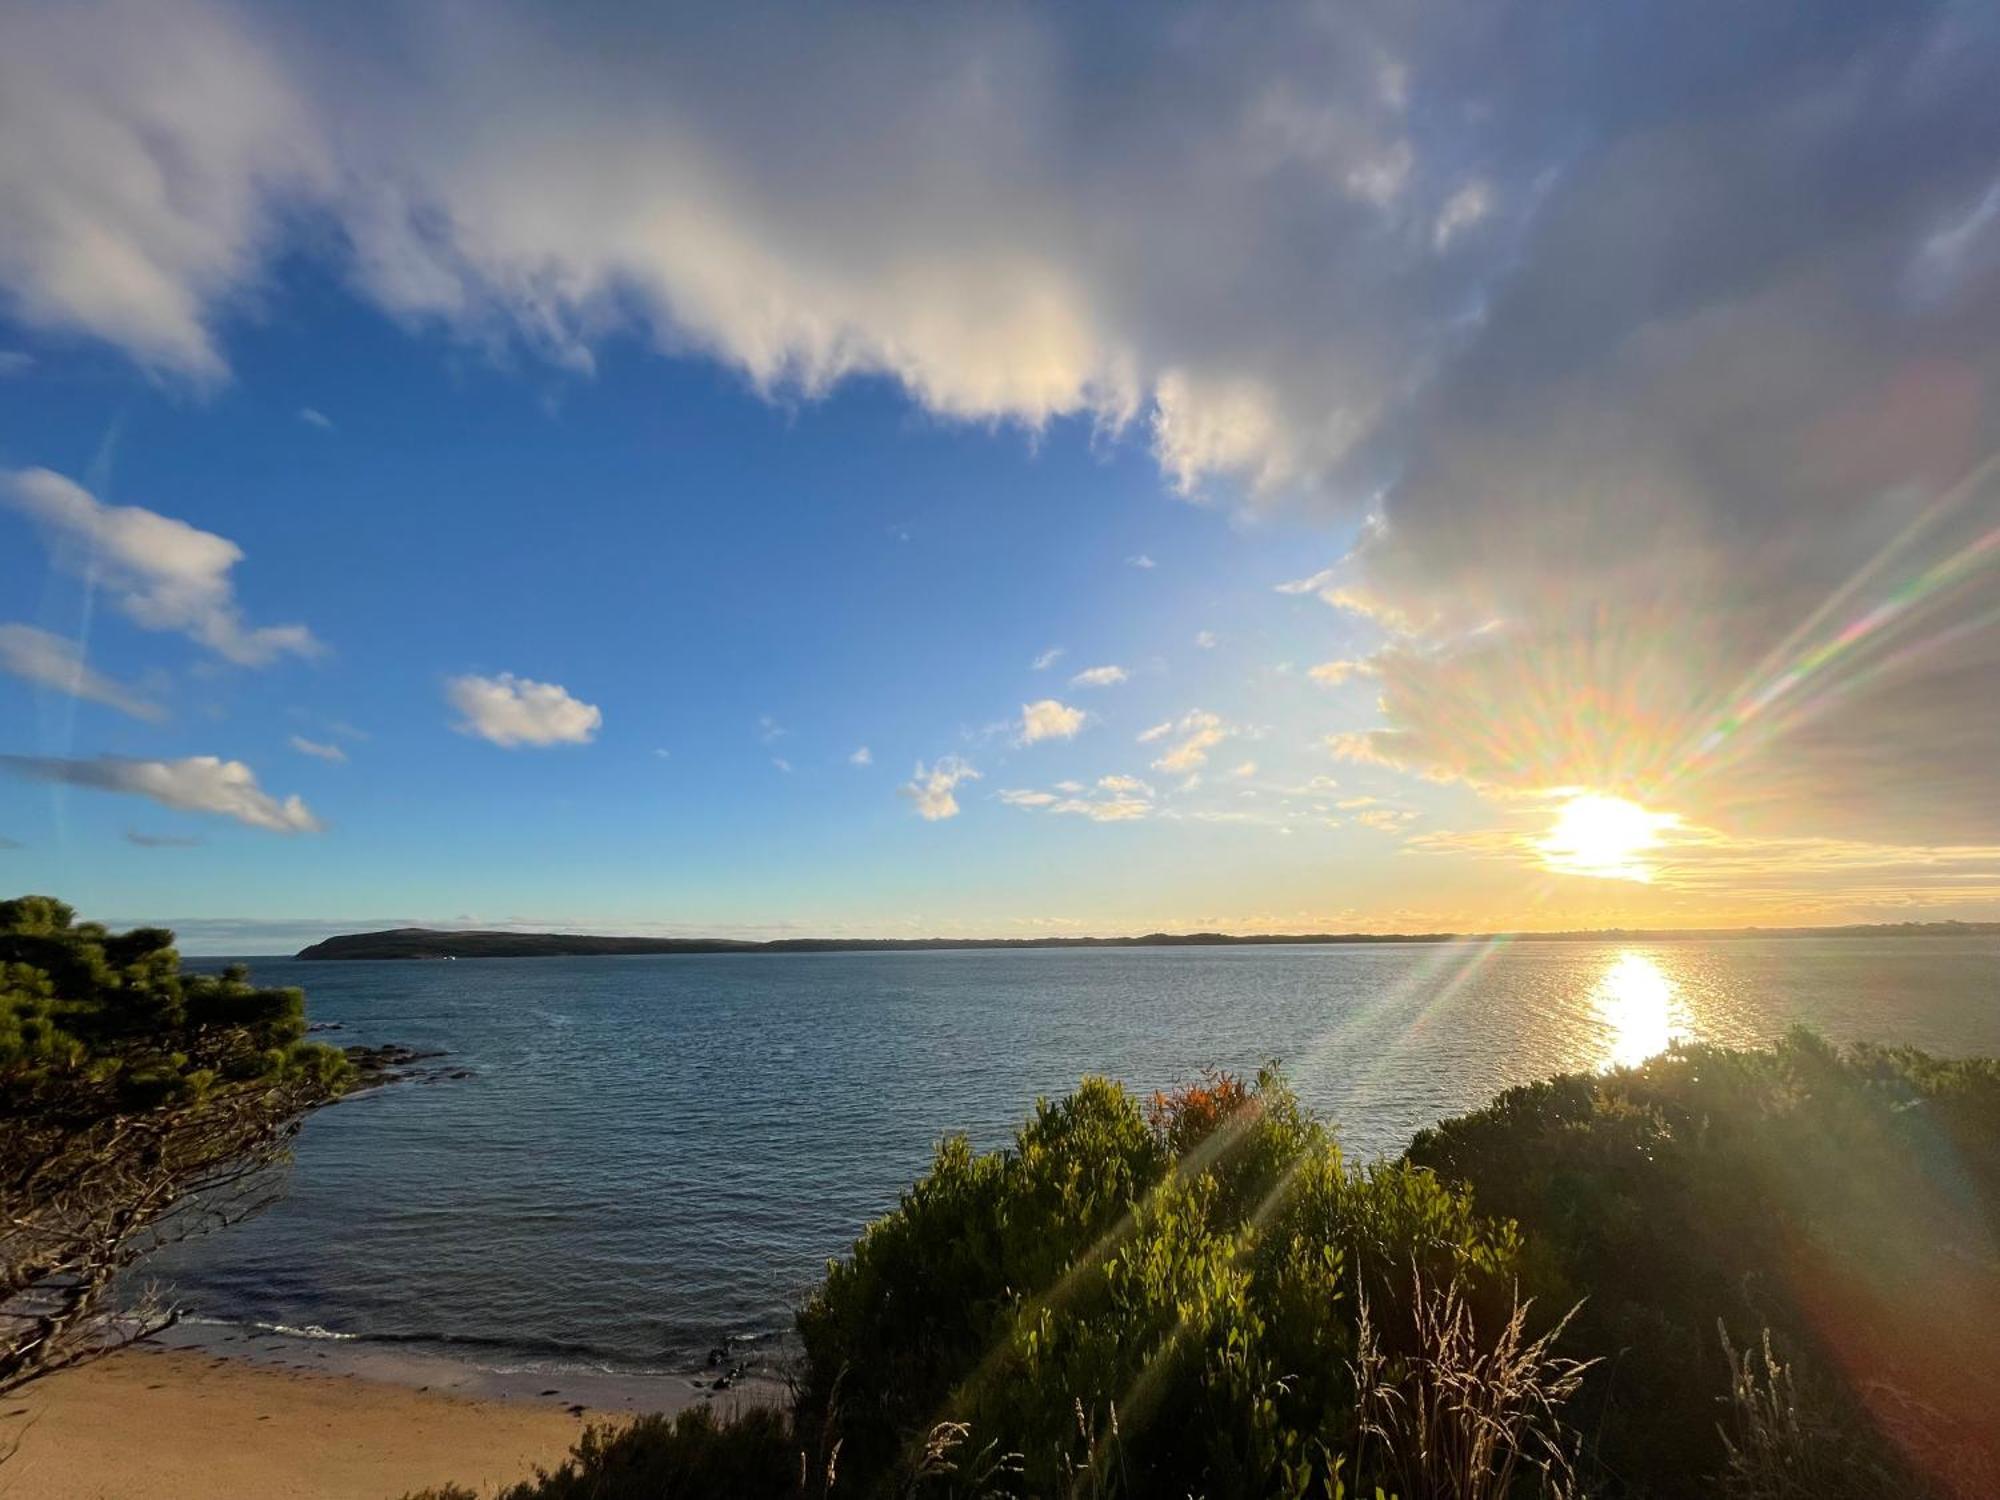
[{"x1": 3, "y1": 0, "x2": 1999, "y2": 951}]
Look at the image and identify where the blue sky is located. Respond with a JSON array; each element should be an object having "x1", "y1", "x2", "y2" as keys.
[
  {"x1": 3, "y1": 2, "x2": 1998, "y2": 948},
  {"x1": 4, "y1": 262, "x2": 1432, "y2": 944}
]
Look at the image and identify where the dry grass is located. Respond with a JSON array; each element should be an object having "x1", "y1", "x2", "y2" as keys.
[{"x1": 1350, "y1": 1269, "x2": 1594, "y2": 1500}]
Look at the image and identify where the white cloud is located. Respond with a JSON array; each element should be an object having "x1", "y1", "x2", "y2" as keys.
[
  {"x1": 903, "y1": 756, "x2": 978, "y2": 821},
  {"x1": 653, "y1": 747, "x2": 672, "y2": 760},
  {"x1": 289, "y1": 734, "x2": 346, "y2": 762},
  {"x1": 0, "y1": 0, "x2": 323, "y2": 380},
  {"x1": 1032, "y1": 646, "x2": 1065, "y2": 671},
  {"x1": 1069, "y1": 664, "x2": 1127, "y2": 688},
  {"x1": 0, "y1": 753, "x2": 321, "y2": 833},
  {"x1": 0, "y1": 623, "x2": 164, "y2": 720},
  {"x1": 1020, "y1": 698, "x2": 1085, "y2": 744},
  {"x1": 1355, "y1": 806, "x2": 1417, "y2": 833},
  {"x1": 3, "y1": 468, "x2": 320, "y2": 666},
  {"x1": 1056, "y1": 795, "x2": 1150, "y2": 822},
  {"x1": 1308, "y1": 658, "x2": 1375, "y2": 686},
  {"x1": 0, "y1": 1, "x2": 1491, "y2": 501},
  {"x1": 999, "y1": 788, "x2": 1059, "y2": 808},
  {"x1": 1126, "y1": 554, "x2": 1157, "y2": 570},
  {"x1": 1136, "y1": 720, "x2": 1174, "y2": 744},
  {"x1": 446, "y1": 672, "x2": 601, "y2": 747},
  {"x1": 298, "y1": 406, "x2": 333, "y2": 429},
  {"x1": 1004, "y1": 778, "x2": 1151, "y2": 822},
  {"x1": 1194, "y1": 630, "x2": 1216, "y2": 649},
  {"x1": 1151, "y1": 709, "x2": 1230, "y2": 773},
  {"x1": 772, "y1": 756, "x2": 794, "y2": 773},
  {"x1": 1231, "y1": 760, "x2": 1258, "y2": 778},
  {"x1": 849, "y1": 745, "x2": 873, "y2": 766},
  {"x1": 1431, "y1": 180, "x2": 1493, "y2": 252}
]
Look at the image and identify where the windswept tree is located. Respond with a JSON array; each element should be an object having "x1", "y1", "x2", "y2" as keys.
[{"x1": 0, "y1": 895, "x2": 350, "y2": 1394}]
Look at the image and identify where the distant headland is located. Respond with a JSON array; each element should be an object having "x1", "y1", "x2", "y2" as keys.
[{"x1": 292, "y1": 920, "x2": 2000, "y2": 960}]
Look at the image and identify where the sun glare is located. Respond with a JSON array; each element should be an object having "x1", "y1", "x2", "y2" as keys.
[
  {"x1": 1593, "y1": 952, "x2": 1690, "y2": 1070},
  {"x1": 1537, "y1": 792, "x2": 1679, "y2": 881}
]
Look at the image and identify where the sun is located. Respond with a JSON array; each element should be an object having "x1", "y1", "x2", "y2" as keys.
[{"x1": 1537, "y1": 792, "x2": 1680, "y2": 881}]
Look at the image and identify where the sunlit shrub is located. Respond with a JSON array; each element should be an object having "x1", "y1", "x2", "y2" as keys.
[
  {"x1": 1407, "y1": 1029, "x2": 2000, "y2": 1495},
  {"x1": 800, "y1": 1067, "x2": 1544, "y2": 1497}
]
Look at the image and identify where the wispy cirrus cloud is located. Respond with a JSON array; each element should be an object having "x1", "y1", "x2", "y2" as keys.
[
  {"x1": 1069, "y1": 664, "x2": 1127, "y2": 688},
  {"x1": 1150, "y1": 709, "x2": 1231, "y2": 774},
  {"x1": 3, "y1": 469, "x2": 320, "y2": 666},
  {"x1": 999, "y1": 773, "x2": 1153, "y2": 823},
  {"x1": 289, "y1": 734, "x2": 346, "y2": 763},
  {"x1": 1307, "y1": 658, "x2": 1375, "y2": 687},
  {"x1": 0, "y1": 753, "x2": 321, "y2": 833},
  {"x1": 0, "y1": 623, "x2": 164, "y2": 720}
]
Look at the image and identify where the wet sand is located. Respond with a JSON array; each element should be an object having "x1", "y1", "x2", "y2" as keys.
[{"x1": 1, "y1": 1342, "x2": 778, "y2": 1499}]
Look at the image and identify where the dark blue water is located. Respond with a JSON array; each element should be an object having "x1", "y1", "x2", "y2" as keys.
[{"x1": 162, "y1": 939, "x2": 2000, "y2": 1378}]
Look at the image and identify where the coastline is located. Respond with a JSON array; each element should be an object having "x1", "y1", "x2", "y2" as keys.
[
  {"x1": 2, "y1": 1335, "x2": 785, "y2": 1500},
  {"x1": 147, "y1": 1314, "x2": 789, "y2": 1413}
]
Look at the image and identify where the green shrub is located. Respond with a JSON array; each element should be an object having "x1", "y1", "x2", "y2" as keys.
[
  {"x1": 404, "y1": 1406, "x2": 803, "y2": 1500},
  {"x1": 801, "y1": 1067, "x2": 1549, "y2": 1497},
  {"x1": 1406, "y1": 1029, "x2": 2000, "y2": 1495}
]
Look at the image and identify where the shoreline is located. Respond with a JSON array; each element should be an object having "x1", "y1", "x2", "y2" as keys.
[
  {"x1": 148, "y1": 1314, "x2": 789, "y2": 1414},
  {"x1": 2, "y1": 1336, "x2": 785, "y2": 1500}
]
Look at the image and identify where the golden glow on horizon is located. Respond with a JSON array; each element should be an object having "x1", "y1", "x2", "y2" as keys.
[
  {"x1": 1593, "y1": 951, "x2": 1689, "y2": 1070},
  {"x1": 1538, "y1": 792, "x2": 1680, "y2": 882}
]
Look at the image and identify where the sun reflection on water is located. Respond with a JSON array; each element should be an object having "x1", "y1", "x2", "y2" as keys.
[{"x1": 1593, "y1": 952, "x2": 1691, "y2": 1070}]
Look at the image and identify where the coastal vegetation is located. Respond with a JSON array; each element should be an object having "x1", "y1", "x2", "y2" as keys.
[
  {"x1": 417, "y1": 1037, "x2": 2000, "y2": 1499},
  {"x1": 0, "y1": 895, "x2": 350, "y2": 1393}
]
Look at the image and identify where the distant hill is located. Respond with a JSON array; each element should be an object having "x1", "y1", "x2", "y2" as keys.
[{"x1": 293, "y1": 921, "x2": 2000, "y2": 960}]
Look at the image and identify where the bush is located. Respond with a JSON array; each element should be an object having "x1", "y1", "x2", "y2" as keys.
[
  {"x1": 405, "y1": 1406, "x2": 803, "y2": 1500},
  {"x1": 1406, "y1": 1029, "x2": 2000, "y2": 1495},
  {"x1": 799, "y1": 1067, "x2": 1561, "y2": 1498}
]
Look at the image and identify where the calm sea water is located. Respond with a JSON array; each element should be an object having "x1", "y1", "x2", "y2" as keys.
[{"x1": 161, "y1": 939, "x2": 1999, "y2": 1378}]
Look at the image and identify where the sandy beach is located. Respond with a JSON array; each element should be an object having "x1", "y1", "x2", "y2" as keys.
[{"x1": 1, "y1": 1344, "x2": 729, "y2": 1500}]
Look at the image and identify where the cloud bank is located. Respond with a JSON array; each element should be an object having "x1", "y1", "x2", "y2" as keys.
[{"x1": 5, "y1": 0, "x2": 1999, "y2": 846}]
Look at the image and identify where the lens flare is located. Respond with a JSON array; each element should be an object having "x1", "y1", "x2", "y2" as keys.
[{"x1": 1537, "y1": 792, "x2": 1679, "y2": 881}]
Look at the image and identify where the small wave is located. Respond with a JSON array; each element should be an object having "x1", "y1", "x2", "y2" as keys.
[{"x1": 254, "y1": 1320, "x2": 359, "y2": 1342}]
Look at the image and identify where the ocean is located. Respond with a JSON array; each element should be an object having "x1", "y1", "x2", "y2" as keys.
[{"x1": 160, "y1": 937, "x2": 2000, "y2": 1385}]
